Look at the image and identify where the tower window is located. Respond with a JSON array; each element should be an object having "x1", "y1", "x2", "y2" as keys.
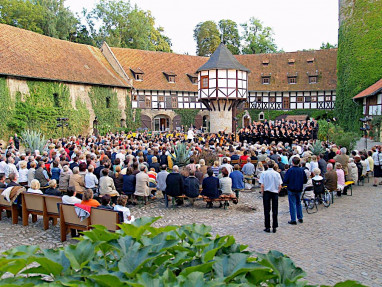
[
  {"x1": 201, "y1": 76, "x2": 209, "y2": 89},
  {"x1": 106, "y1": 97, "x2": 110, "y2": 108}
]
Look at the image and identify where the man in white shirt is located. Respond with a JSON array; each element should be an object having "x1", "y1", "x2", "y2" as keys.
[
  {"x1": 5, "y1": 157, "x2": 18, "y2": 180},
  {"x1": 85, "y1": 166, "x2": 98, "y2": 190},
  {"x1": 187, "y1": 128, "x2": 194, "y2": 143},
  {"x1": 219, "y1": 158, "x2": 233, "y2": 175},
  {"x1": 62, "y1": 186, "x2": 81, "y2": 205},
  {"x1": 0, "y1": 156, "x2": 7, "y2": 176},
  {"x1": 259, "y1": 162, "x2": 282, "y2": 233}
]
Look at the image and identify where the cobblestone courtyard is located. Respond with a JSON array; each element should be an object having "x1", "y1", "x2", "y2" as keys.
[{"x1": 1, "y1": 181, "x2": 381, "y2": 286}]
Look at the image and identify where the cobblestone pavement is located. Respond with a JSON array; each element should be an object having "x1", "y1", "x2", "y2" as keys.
[{"x1": 1, "y1": 181, "x2": 381, "y2": 286}]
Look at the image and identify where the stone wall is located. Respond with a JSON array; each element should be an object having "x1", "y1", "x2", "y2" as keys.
[{"x1": 210, "y1": 108, "x2": 233, "y2": 133}]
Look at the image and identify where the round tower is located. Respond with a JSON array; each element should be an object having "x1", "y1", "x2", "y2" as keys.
[{"x1": 196, "y1": 43, "x2": 250, "y2": 134}]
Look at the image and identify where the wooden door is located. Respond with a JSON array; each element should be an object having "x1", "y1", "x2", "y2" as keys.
[{"x1": 283, "y1": 97, "x2": 290, "y2": 110}]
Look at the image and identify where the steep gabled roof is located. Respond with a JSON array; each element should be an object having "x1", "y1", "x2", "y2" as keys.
[
  {"x1": 111, "y1": 47, "x2": 208, "y2": 92},
  {"x1": 0, "y1": 24, "x2": 129, "y2": 87},
  {"x1": 196, "y1": 43, "x2": 251, "y2": 73},
  {"x1": 353, "y1": 78, "x2": 382, "y2": 99}
]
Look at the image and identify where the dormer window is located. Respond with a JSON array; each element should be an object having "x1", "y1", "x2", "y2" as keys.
[
  {"x1": 163, "y1": 72, "x2": 177, "y2": 83},
  {"x1": 309, "y1": 76, "x2": 317, "y2": 84},
  {"x1": 130, "y1": 68, "x2": 144, "y2": 81},
  {"x1": 262, "y1": 60, "x2": 269, "y2": 66},
  {"x1": 187, "y1": 73, "x2": 198, "y2": 85},
  {"x1": 288, "y1": 59, "x2": 295, "y2": 65},
  {"x1": 262, "y1": 76, "x2": 270, "y2": 85},
  {"x1": 288, "y1": 77, "x2": 297, "y2": 84},
  {"x1": 307, "y1": 58, "x2": 315, "y2": 63}
]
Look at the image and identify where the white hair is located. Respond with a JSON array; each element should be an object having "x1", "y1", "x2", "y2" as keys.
[{"x1": 173, "y1": 165, "x2": 179, "y2": 172}]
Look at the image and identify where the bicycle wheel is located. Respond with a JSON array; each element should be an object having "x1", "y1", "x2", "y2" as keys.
[
  {"x1": 323, "y1": 191, "x2": 331, "y2": 207},
  {"x1": 306, "y1": 199, "x2": 317, "y2": 214}
]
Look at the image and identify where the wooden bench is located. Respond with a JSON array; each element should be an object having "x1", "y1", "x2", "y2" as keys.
[
  {"x1": 0, "y1": 189, "x2": 19, "y2": 224},
  {"x1": 203, "y1": 195, "x2": 238, "y2": 209},
  {"x1": 21, "y1": 193, "x2": 62, "y2": 230},
  {"x1": 231, "y1": 159, "x2": 239, "y2": 166},
  {"x1": 59, "y1": 203, "x2": 121, "y2": 242},
  {"x1": 165, "y1": 194, "x2": 203, "y2": 208}
]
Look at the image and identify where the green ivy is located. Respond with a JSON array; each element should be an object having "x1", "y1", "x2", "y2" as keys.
[
  {"x1": 0, "y1": 78, "x2": 14, "y2": 139},
  {"x1": 336, "y1": 0, "x2": 382, "y2": 132},
  {"x1": 125, "y1": 94, "x2": 141, "y2": 131},
  {"x1": 88, "y1": 86, "x2": 121, "y2": 134},
  {"x1": 5, "y1": 80, "x2": 89, "y2": 138},
  {"x1": 174, "y1": 109, "x2": 200, "y2": 128}
]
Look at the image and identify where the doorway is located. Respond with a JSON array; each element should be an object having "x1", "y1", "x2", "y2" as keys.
[{"x1": 153, "y1": 115, "x2": 170, "y2": 131}]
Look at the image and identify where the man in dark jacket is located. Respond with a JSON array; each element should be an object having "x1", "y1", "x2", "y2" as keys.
[
  {"x1": 283, "y1": 157, "x2": 307, "y2": 225},
  {"x1": 184, "y1": 170, "x2": 200, "y2": 205},
  {"x1": 165, "y1": 165, "x2": 184, "y2": 197},
  {"x1": 201, "y1": 168, "x2": 220, "y2": 208}
]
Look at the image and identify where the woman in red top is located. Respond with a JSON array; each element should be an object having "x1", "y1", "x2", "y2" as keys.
[{"x1": 240, "y1": 150, "x2": 250, "y2": 168}]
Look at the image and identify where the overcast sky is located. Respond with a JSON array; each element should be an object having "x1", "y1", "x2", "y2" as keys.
[{"x1": 65, "y1": 0, "x2": 339, "y2": 55}]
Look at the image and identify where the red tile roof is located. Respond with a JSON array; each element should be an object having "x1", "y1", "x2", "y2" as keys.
[
  {"x1": 111, "y1": 47, "x2": 208, "y2": 92},
  {"x1": 353, "y1": 78, "x2": 382, "y2": 99},
  {"x1": 235, "y1": 49, "x2": 337, "y2": 91},
  {"x1": 0, "y1": 24, "x2": 128, "y2": 87}
]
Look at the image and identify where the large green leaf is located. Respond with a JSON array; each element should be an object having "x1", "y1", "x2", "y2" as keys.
[
  {"x1": 64, "y1": 240, "x2": 96, "y2": 270},
  {"x1": 331, "y1": 281, "x2": 368, "y2": 287},
  {"x1": 118, "y1": 245, "x2": 159, "y2": 276},
  {"x1": 257, "y1": 250, "x2": 306, "y2": 285},
  {"x1": 88, "y1": 274, "x2": 130, "y2": 286},
  {"x1": 213, "y1": 253, "x2": 265, "y2": 283}
]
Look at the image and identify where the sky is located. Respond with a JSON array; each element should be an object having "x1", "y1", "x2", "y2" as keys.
[{"x1": 65, "y1": 0, "x2": 339, "y2": 55}]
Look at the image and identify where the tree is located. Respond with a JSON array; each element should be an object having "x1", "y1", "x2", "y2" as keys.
[
  {"x1": 89, "y1": 0, "x2": 172, "y2": 52},
  {"x1": 218, "y1": 19, "x2": 240, "y2": 55},
  {"x1": 0, "y1": 0, "x2": 82, "y2": 42},
  {"x1": 193, "y1": 21, "x2": 221, "y2": 56},
  {"x1": 320, "y1": 42, "x2": 337, "y2": 49},
  {"x1": 241, "y1": 17, "x2": 278, "y2": 54}
]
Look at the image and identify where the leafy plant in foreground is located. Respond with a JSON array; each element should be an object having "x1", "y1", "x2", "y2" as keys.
[
  {"x1": 170, "y1": 143, "x2": 191, "y2": 167},
  {"x1": 0, "y1": 217, "x2": 367, "y2": 286},
  {"x1": 21, "y1": 129, "x2": 47, "y2": 153}
]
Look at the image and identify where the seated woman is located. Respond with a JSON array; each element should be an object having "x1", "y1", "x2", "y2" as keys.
[
  {"x1": 312, "y1": 168, "x2": 324, "y2": 200},
  {"x1": 113, "y1": 166, "x2": 124, "y2": 194},
  {"x1": 149, "y1": 156, "x2": 160, "y2": 173},
  {"x1": 201, "y1": 168, "x2": 220, "y2": 208},
  {"x1": 81, "y1": 189, "x2": 100, "y2": 208},
  {"x1": 114, "y1": 195, "x2": 135, "y2": 224},
  {"x1": 45, "y1": 179, "x2": 62, "y2": 196},
  {"x1": 27, "y1": 179, "x2": 43, "y2": 194},
  {"x1": 219, "y1": 167, "x2": 235, "y2": 197},
  {"x1": 184, "y1": 170, "x2": 200, "y2": 205}
]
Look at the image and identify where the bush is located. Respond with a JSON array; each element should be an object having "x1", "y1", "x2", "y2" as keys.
[
  {"x1": 317, "y1": 120, "x2": 358, "y2": 151},
  {"x1": 0, "y1": 217, "x2": 366, "y2": 286}
]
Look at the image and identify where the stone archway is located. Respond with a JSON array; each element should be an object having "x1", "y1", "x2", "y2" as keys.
[
  {"x1": 153, "y1": 114, "x2": 170, "y2": 132},
  {"x1": 202, "y1": 115, "x2": 210, "y2": 132},
  {"x1": 242, "y1": 111, "x2": 251, "y2": 127}
]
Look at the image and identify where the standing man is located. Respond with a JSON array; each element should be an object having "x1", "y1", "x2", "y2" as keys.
[
  {"x1": 283, "y1": 157, "x2": 307, "y2": 225},
  {"x1": 259, "y1": 162, "x2": 282, "y2": 233},
  {"x1": 187, "y1": 128, "x2": 194, "y2": 143}
]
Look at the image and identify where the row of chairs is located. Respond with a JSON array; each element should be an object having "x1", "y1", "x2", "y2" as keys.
[{"x1": 0, "y1": 189, "x2": 121, "y2": 242}]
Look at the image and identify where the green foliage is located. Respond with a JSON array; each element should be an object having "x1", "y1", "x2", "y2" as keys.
[
  {"x1": 125, "y1": 94, "x2": 141, "y2": 131},
  {"x1": 5, "y1": 80, "x2": 89, "y2": 138},
  {"x1": 193, "y1": 20, "x2": 221, "y2": 56},
  {"x1": 219, "y1": 19, "x2": 240, "y2": 55},
  {"x1": 317, "y1": 120, "x2": 358, "y2": 151},
  {"x1": 174, "y1": 109, "x2": 200, "y2": 128},
  {"x1": 88, "y1": 86, "x2": 121, "y2": 135},
  {"x1": 320, "y1": 42, "x2": 337, "y2": 49},
  {"x1": 0, "y1": 0, "x2": 80, "y2": 41},
  {"x1": 370, "y1": 115, "x2": 382, "y2": 140},
  {"x1": 0, "y1": 77, "x2": 14, "y2": 139},
  {"x1": 170, "y1": 143, "x2": 191, "y2": 167},
  {"x1": 0, "y1": 217, "x2": 367, "y2": 286},
  {"x1": 87, "y1": 0, "x2": 172, "y2": 51},
  {"x1": 309, "y1": 140, "x2": 325, "y2": 155},
  {"x1": 241, "y1": 17, "x2": 278, "y2": 54},
  {"x1": 21, "y1": 130, "x2": 47, "y2": 153},
  {"x1": 336, "y1": 0, "x2": 382, "y2": 132}
]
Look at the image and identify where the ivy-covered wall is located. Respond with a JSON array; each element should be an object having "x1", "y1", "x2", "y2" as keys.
[
  {"x1": 336, "y1": 0, "x2": 382, "y2": 131},
  {"x1": 0, "y1": 77, "x2": 138, "y2": 139}
]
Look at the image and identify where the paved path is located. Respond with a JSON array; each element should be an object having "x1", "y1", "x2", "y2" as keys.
[{"x1": 1, "y1": 181, "x2": 381, "y2": 286}]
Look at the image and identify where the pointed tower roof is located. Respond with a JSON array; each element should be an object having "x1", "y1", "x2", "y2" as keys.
[{"x1": 196, "y1": 43, "x2": 250, "y2": 73}]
